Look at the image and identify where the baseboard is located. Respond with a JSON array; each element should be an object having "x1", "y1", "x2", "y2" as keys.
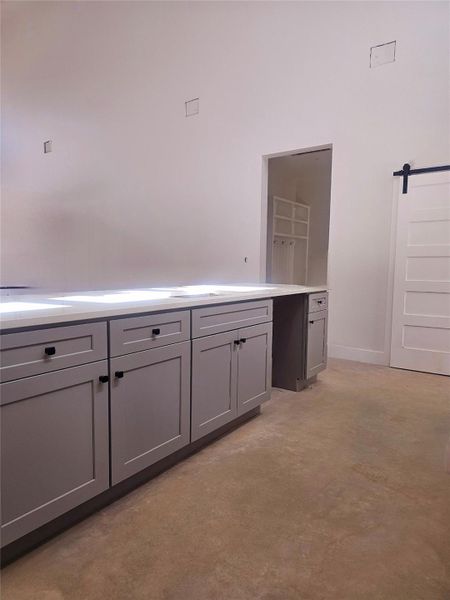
[{"x1": 328, "y1": 344, "x2": 388, "y2": 366}]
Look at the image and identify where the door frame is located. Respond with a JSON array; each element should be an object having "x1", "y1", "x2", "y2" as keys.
[{"x1": 259, "y1": 143, "x2": 334, "y2": 283}]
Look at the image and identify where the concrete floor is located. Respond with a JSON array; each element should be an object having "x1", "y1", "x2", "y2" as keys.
[{"x1": 2, "y1": 359, "x2": 450, "y2": 600}]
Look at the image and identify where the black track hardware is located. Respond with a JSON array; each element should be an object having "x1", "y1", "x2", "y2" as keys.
[{"x1": 393, "y1": 163, "x2": 450, "y2": 194}]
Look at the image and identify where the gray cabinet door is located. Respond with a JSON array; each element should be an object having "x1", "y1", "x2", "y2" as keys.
[
  {"x1": 110, "y1": 341, "x2": 190, "y2": 484},
  {"x1": 191, "y1": 331, "x2": 238, "y2": 442},
  {"x1": 1, "y1": 361, "x2": 110, "y2": 546},
  {"x1": 237, "y1": 322, "x2": 272, "y2": 415},
  {"x1": 307, "y1": 310, "x2": 328, "y2": 379}
]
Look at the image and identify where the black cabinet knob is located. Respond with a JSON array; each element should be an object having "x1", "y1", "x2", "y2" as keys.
[
  {"x1": 309, "y1": 320, "x2": 314, "y2": 324},
  {"x1": 240, "y1": 338, "x2": 247, "y2": 344},
  {"x1": 44, "y1": 346, "x2": 56, "y2": 356},
  {"x1": 152, "y1": 328, "x2": 161, "y2": 336},
  {"x1": 234, "y1": 340, "x2": 240, "y2": 346},
  {"x1": 99, "y1": 375, "x2": 109, "y2": 383},
  {"x1": 115, "y1": 371, "x2": 124, "y2": 379}
]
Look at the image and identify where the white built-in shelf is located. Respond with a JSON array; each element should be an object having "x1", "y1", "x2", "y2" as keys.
[
  {"x1": 273, "y1": 233, "x2": 308, "y2": 240},
  {"x1": 271, "y1": 196, "x2": 310, "y2": 284}
]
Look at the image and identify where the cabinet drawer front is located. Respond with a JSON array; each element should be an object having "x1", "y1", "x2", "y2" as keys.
[
  {"x1": 192, "y1": 300, "x2": 273, "y2": 338},
  {"x1": 109, "y1": 310, "x2": 190, "y2": 357},
  {"x1": 308, "y1": 292, "x2": 328, "y2": 314},
  {"x1": 0, "y1": 322, "x2": 107, "y2": 383},
  {"x1": 110, "y1": 341, "x2": 191, "y2": 484},
  {"x1": 1, "y1": 361, "x2": 110, "y2": 546}
]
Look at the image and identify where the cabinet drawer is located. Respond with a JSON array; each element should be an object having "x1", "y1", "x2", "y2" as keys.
[
  {"x1": 109, "y1": 310, "x2": 190, "y2": 357},
  {"x1": 191, "y1": 300, "x2": 273, "y2": 338},
  {"x1": 0, "y1": 322, "x2": 107, "y2": 383},
  {"x1": 308, "y1": 292, "x2": 328, "y2": 314}
]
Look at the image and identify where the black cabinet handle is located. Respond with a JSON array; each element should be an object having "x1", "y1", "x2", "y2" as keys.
[
  {"x1": 309, "y1": 320, "x2": 314, "y2": 324},
  {"x1": 234, "y1": 340, "x2": 240, "y2": 346},
  {"x1": 152, "y1": 328, "x2": 161, "y2": 336},
  {"x1": 115, "y1": 371, "x2": 124, "y2": 379},
  {"x1": 44, "y1": 346, "x2": 56, "y2": 356},
  {"x1": 317, "y1": 300, "x2": 323, "y2": 304},
  {"x1": 240, "y1": 338, "x2": 247, "y2": 344},
  {"x1": 99, "y1": 375, "x2": 109, "y2": 383}
]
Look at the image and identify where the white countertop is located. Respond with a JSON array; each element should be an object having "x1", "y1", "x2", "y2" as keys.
[{"x1": 0, "y1": 284, "x2": 327, "y2": 330}]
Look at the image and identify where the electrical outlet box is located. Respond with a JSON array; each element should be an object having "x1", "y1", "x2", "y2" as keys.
[{"x1": 370, "y1": 41, "x2": 396, "y2": 68}]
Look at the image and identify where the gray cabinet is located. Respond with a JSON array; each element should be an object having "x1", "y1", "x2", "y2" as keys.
[
  {"x1": 110, "y1": 341, "x2": 191, "y2": 484},
  {"x1": 192, "y1": 322, "x2": 272, "y2": 441},
  {"x1": 1, "y1": 361, "x2": 110, "y2": 546},
  {"x1": 307, "y1": 309, "x2": 328, "y2": 379}
]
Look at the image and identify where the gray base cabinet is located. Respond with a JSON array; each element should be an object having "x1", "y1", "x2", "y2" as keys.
[
  {"x1": 306, "y1": 309, "x2": 328, "y2": 379},
  {"x1": 192, "y1": 322, "x2": 272, "y2": 442},
  {"x1": 1, "y1": 361, "x2": 110, "y2": 546},
  {"x1": 110, "y1": 341, "x2": 191, "y2": 485}
]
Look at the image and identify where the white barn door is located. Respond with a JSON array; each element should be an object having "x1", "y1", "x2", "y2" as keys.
[{"x1": 390, "y1": 169, "x2": 450, "y2": 375}]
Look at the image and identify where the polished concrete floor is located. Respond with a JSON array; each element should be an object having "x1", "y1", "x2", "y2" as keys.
[{"x1": 2, "y1": 359, "x2": 450, "y2": 600}]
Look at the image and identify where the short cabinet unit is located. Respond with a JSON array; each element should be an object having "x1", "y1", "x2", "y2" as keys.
[
  {"x1": 1, "y1": 361, "x2": 110, "y2": 546},
  {"x1": 191, "y1": 322, "x2": 272, "y2": 442},
  {"x1": 110, "y1": 341, "x2": 191, "y2": 485},
  {"x1": 306, "y1": 310, "x2": 328, "y2": 379},
  {"x1": 306, "y1": 293, "x2": 328, "y2": 379}
]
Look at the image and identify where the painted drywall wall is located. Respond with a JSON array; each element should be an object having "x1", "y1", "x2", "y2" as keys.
[
  {"x1": 267, "y1": 150, "x2": 332, "y2": 286},
  {"x1": 2, "y1": 1, "x2": 449, "y2": 364}
]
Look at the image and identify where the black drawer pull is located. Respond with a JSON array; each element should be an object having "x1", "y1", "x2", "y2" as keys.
[
  {"x1": 152, "y1": 328, "x2": 161, "y2": 336},
  {"x1": 309, "y1": 320, "x2": 314, "y2": 324},
  {"x1": 115, "y1": 371, "x2": 124, "y2": 379},
  {"x1": 240, "y1": 338, "x2": 247, "y2": 344},
  {"x1": 234, "y1": 340, "x2": 240, "y2": 346},
  {"x1": 317, "y1": 300, "x2": 323, "y2": 304},
  {"x1": 99, "y1": 375, "x2": 109, "y2": 383},
  {"x1": 44, "y1": 346, "x2": 56, "y2": 356}
]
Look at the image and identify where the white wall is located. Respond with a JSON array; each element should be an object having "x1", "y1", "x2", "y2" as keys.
[{"x1": 2, "y1": 1, "x2": 449, "y2": 364}]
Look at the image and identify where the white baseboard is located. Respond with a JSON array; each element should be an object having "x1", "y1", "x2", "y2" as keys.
[{"x1": 328, "y1": 344, "x2": 388, "y2": 366}]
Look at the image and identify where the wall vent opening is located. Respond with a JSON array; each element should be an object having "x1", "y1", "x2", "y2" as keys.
[
  {"x1": 185, "y1": 98, "x2": 199, "y2": 117},
  {"x1": 370, "y1": 41, "x2": 396, "y2": 68}
]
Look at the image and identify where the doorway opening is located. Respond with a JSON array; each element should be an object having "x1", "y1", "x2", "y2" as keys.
[{"x1": 264, "y1": 146, "x2": 332, "y2": 286}]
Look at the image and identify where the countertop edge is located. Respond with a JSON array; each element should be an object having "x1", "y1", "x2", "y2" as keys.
[{"x1": 0, "y1": 286, "x2": 328, "y2": 331}]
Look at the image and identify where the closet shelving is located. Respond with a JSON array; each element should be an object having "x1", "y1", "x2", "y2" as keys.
[
  {"x1": 273, "y1": 196, "x2": 310, "y2": 240},
  {"x1": 271, "y1": 196, "x2": 310, "y2": 285}
]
